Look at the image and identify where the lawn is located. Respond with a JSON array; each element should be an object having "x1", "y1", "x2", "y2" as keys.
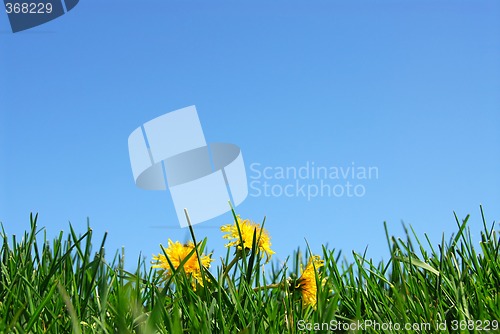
[{"x1": 1, "y1": 206, "x2": 499, "y2": 333}]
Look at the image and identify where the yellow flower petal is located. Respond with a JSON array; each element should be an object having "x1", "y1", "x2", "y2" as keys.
[
  {"x1": 220, "y1": 216, "x2": 275, "y2": 262},
  {"x1": 296, "y1": 255, "x2": 324, "y2": 308},
  {"x1": 152, "y1": 239, "x2": 212, "y2": 285}
]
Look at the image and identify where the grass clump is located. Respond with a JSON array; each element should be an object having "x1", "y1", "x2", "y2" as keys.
[{"x1": 0, "y1": 206, "x2": 499, "y2": 333}]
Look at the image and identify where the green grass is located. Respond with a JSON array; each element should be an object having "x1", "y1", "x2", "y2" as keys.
[{"x1": 1, "y1": 206, "x2": 499, "y2": 333}]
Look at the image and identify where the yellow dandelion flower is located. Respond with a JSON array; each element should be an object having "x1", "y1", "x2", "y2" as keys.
[
  {"x1": 220, "y1": 216, "x2": 275, "y2": 262},
  {"x1": 296, "y1": 255, "x2": 324, "y2": 308},
  {"x1": 152, "y1": 239, "x2": 212, "y2": 284}
]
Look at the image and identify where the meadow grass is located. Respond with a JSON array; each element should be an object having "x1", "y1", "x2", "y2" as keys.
[{"x1": 0, "y1": 206, "x2": 499, "y2": 333}]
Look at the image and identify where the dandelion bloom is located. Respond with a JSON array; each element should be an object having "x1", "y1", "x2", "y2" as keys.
[
  {"x1": 152, "y1": 239, "x2": 212, "y2": 284},
  {"x1": 220, "y1": 216, "x2": 275, "y2": 262},
  {"x1": 296, "y1": 255, "x2": 324, "y2": 308}
]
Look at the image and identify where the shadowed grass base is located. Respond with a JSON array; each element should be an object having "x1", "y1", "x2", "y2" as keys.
[{"x1": 1, "y1": 206, "x2": 499, "y2": 333}]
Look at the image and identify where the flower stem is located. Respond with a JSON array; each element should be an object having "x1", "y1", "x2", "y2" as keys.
[
  {"x1": 223, "y1": 254, "x2": 240, "y2": 277},
  {"x1": 253, "y1": 283, "x2": 283, "y2": 292}
]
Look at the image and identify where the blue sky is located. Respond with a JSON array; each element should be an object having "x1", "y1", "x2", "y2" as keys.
[{"x1": 1, "y1": 0, "x2": 499, "y2": 269}]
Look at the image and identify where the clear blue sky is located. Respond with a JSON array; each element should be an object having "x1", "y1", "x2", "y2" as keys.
[{"x1": 1, "y1": 0, "x2": 499, "y2": 269}]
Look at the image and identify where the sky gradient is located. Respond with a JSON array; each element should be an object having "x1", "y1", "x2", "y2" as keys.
[{"x1": 1, "y1": 0, "x2": 499, "y2": 269}]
